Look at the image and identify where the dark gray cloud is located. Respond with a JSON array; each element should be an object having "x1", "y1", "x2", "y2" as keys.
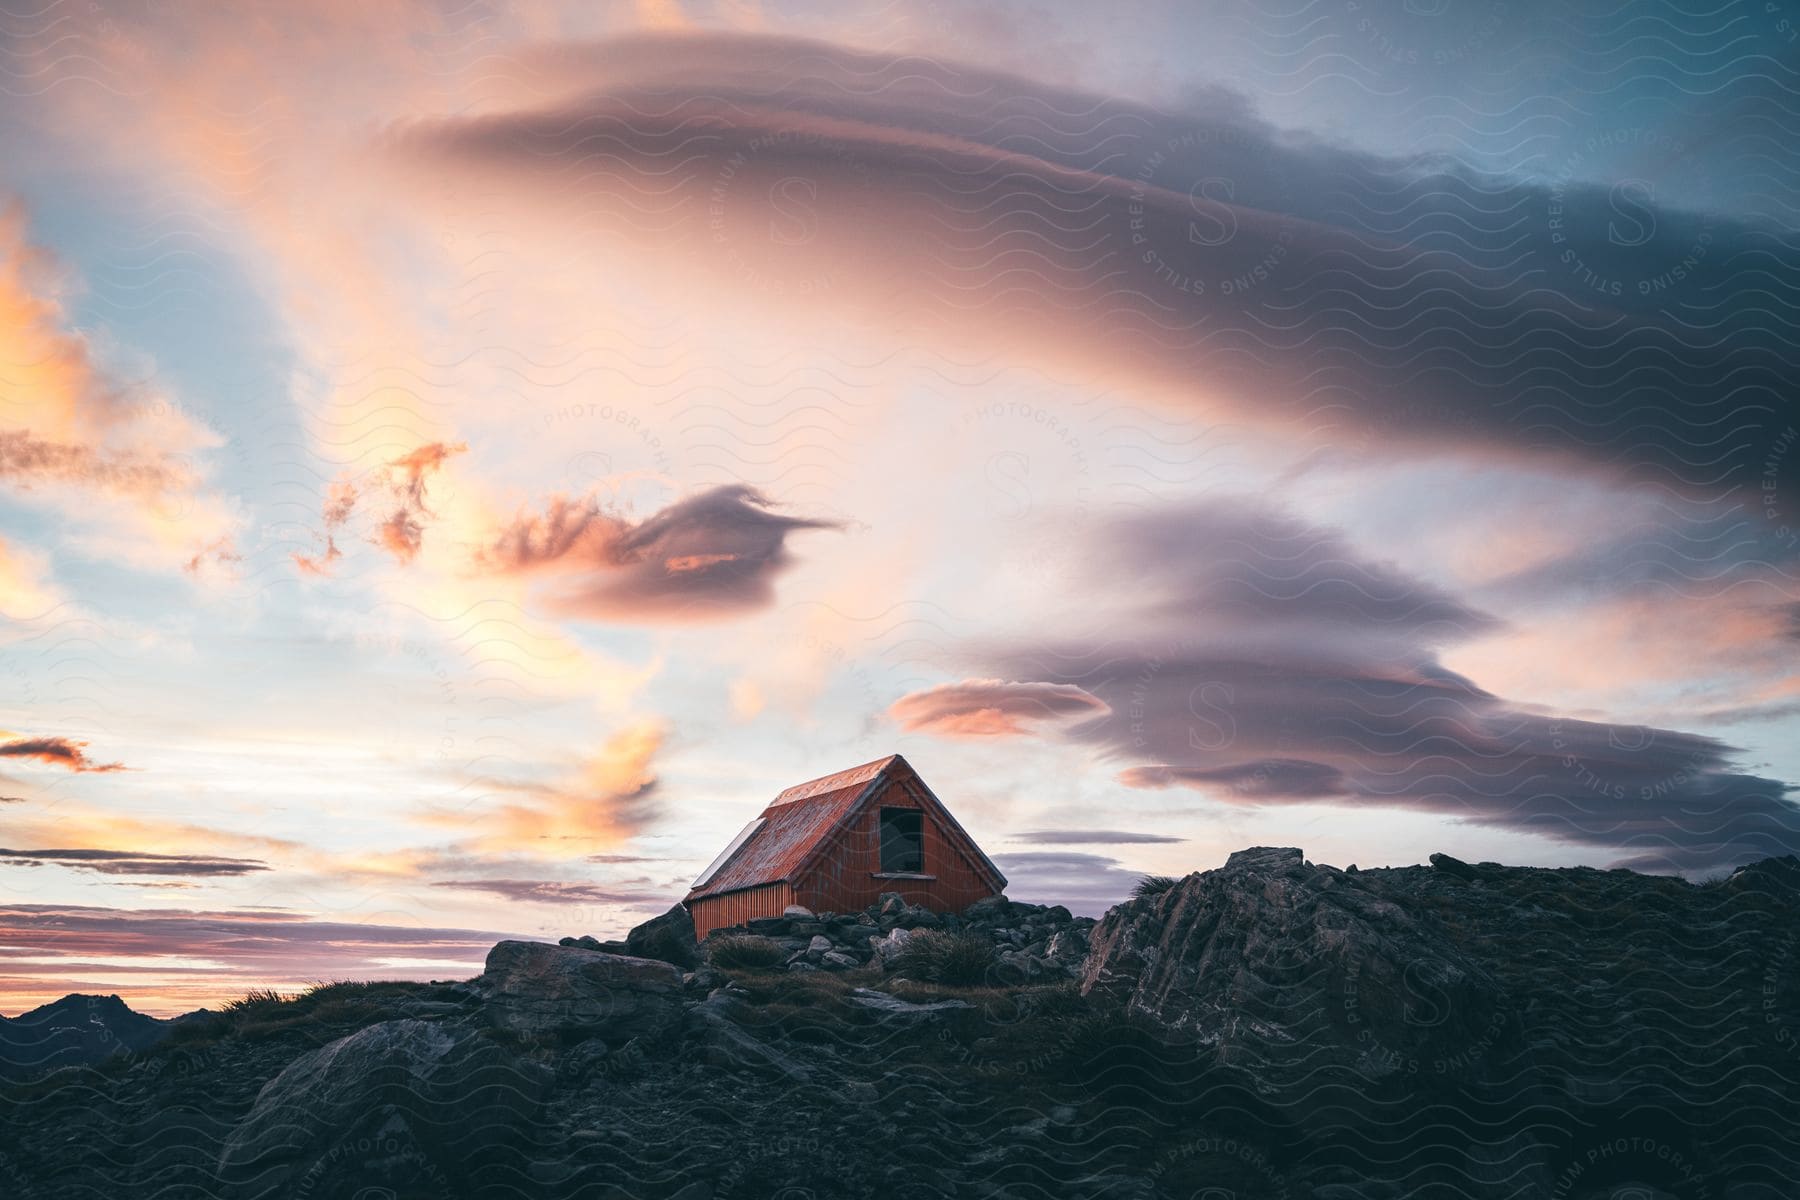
[
  {"x1": 0, "y1": 848, "x2": 269, "y2": 876},
  {"x1": 976, "y1": 499, "x2": 1799, "y2": 873},
  {"x1": 481, "y1": 484, "x2": 840, "y2": 622},
  {"x1": 988, "y1": 851, "x2": 1151, "y2": 916},
  {"x1": 1011, "y1": 830, "x2": 1186, "y2": 845},
  {"x1": 393, "y1": 32, "x2": 1800, "y2": 513},
  {"x1": 0, "y1": 736, "x2": 126, "y2": 773}
]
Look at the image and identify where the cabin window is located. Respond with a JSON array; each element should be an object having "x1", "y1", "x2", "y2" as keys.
[{"x1": 879, "y1": 807, "x2": 924, "y2": 873}]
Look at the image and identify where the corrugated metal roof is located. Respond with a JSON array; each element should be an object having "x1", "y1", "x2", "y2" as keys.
[
  {"x1": 769, "y1": 755, "x2": 896, "y2": 806},
  {"x1": 683, "y1": 754, "x2": 1007, "y2": 903},
  {"x1": 685, "y1": 778, "x2": 875, "y2": 900}
]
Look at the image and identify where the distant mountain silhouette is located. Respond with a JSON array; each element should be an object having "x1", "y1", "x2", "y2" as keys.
[{"x1": 0, "y1": 993, "x2": 202, "y2": 1081}]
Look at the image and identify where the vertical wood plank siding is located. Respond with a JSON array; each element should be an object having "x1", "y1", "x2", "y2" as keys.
[
  {"x1": 688, "y1": 881, "x2": 793, "y2": 940},
  {"x1": 790, "y1": 777, "x2": 999, "y2": 915}
]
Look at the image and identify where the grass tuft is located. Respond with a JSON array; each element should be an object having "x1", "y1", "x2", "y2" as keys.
[
  {"x1": 1133, "y1": 874, "x2": 1180, "y2": 899},
  {"x1": 706, "y1": 934, "x2": 788, "y2": 971},
  {"x1": 892, "y1": 929, "x2": 993, "y2": 986}
]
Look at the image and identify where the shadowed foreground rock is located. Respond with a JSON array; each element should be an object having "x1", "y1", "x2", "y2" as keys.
[
  {"x1": 2, "y1": 849, "x2": 1796, "y2": 1200},
  {"x1": 1081, "y1": 846, "x2": 1508, "y2": 1082},
  {"x1": 217, "y1": 1019, "x2": 549, "y2": 1198}
]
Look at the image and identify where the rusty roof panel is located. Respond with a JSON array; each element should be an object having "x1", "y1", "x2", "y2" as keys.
[
  {"x1": 769, "y1": 755, "x2": 896, "y2": 806},
  {"x1": 684, "y1": 779, "x2": 876, "y2": 901}
]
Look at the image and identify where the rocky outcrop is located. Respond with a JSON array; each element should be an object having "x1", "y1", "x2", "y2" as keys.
[
  {"x1": 476, "y1": 940, "x2": 684, "y2": 1040},
  {"x1": 5, "y1": 849, "x2": 1797, "y2": 1200},
  {"x1": 216, "y1": 1019, "x2": 549, "y2": 1198},
  {"x1": 1081, "y1": 846, "x2": 1510, "y2": 1084},
  {"x1": 695, "y1": 891, "x2": 1098, "y2": 980}
]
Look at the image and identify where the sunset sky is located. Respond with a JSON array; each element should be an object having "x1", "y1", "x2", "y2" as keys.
[{"x1": 3, "y1": 0, "x2": 1798, "y2": 1015}]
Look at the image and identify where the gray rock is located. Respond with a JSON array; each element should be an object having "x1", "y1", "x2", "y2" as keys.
[
  {"x1": 848, "y1": 988, "x2": 975, "y2": 1023},
  {"x1": 625, "y1": 903, "x2": 700, "y2": 970},
  {"x1": 686, "y1": 992, "x2": 814, "y2": 1083},
  {"x1": 782, "y1": 904, "x2": 815, "y2": 917},
  {"x1": 217, "y1": 1019, "x2": 548, "y2": 1198},
  {"x1": 821, "y1": 951, "x2": 860, "y2": 969},
  {"x1": 807, "y1": 934, "x2": 832, "y2": 954},
  {"x1": 962, "y1": 894, "x2": 1014, "y2": 922},
  {"x1": 869, "y1": 927, "x2": 914, "y2": 967},
  {"x1": 477, "y1": 940, "x2": 683, "y2": 1039}
]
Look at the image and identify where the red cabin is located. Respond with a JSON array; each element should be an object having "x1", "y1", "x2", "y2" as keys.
[{"x1": 683, "y1": 754, "x2": 1007, "y2": 940}]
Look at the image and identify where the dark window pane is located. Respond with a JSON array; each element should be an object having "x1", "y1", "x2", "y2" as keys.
[{"x1": 879, "y1": 807, "x2": 924, "y2": 873}]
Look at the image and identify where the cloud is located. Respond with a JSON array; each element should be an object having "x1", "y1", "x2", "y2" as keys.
[
  {"x1": 0, "y1": 203, "x2": 238, "y2": 569},
  {"x1": 294, "y1": 443, "x2": 466, "y2": 573},
  {"x1": 428, "y1": 878, "x2": 670, "y2": 905},
  {"x1": 480, "y1": 484, "x2": 841, "y2": 622},
  {"x1": 972, "y1": 499, "x2": 1800, "y2": 873},
  {"x1": 0, "y1": 847, "x2": 268, "y2": 876},
  {"x1": 0, "y1": 537, "x2": 61, "y2": 617},
  {"x1": 0, "y1": 428, "x2": 196, "y2": 495},
  {"x1": 389, "y1": 32, "x2": 1800, "y2": 513},
  {"x1": 1011, "y1": 829, "x2": 1186, "y2": 845},
  {"x1": 1118, "y1": 759, "x2": 1348, "y2": 801},
  {"x1": 0, "y1": 902, "x2": 521, "y2": 1015},
  {"x1": 987, "y1": 851, "x2": 1150, "y2": 916},
  {"x1": 0, "y1": 736, "x2": 127, "y2": 773},
  {"x1": 889, "y1": 678, "x2": 1110, "y2": 737},
  {"x1": 436, "y1": 720, "x2": 669, "y2": 856}
]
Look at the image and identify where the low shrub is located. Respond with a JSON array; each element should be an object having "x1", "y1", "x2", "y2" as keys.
[
  {"x1": 707, "y1": 934, "x2": 788, "y2": 970},
  {"x1": 892, "y1": 929, "x2": 993, "y2": 986}
]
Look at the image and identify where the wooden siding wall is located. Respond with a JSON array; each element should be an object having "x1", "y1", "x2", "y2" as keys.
[
  {"x1": 687, "y1": 881, "x2": 793, "y2": 940},
  {"x1": 790, "y1": 777, "x2": 999, "y2": 916}
]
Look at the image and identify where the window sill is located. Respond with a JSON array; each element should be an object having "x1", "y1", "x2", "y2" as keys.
[{"x1": 871, "y1": 872, "x2": 936, "y2": 881}]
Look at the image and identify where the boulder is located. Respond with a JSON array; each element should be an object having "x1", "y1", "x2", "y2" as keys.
[
  {"x1": 782, "y1": 904, "x2": 815, "y2": 917},
  {"x1": 477, "y1": 940, "x2": 683, "y2": 1040},
  {"x1": 962, "y1": 894, "x2": 1014, "y2": 923},
  {"x1": 217, "y1": 1019, "x2": 549, "y2": 1198},
  {"x1": 625, "y1": 903, "x2": 700, "y2": 970}
]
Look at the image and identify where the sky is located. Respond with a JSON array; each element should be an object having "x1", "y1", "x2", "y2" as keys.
[{"x1": 1, "y1": 0, "x2": 1797, "y2": 1016}]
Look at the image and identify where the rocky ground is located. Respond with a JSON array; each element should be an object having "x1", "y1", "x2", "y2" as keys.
[{"x1": 2, "y1": 848, "x2": 1797, "y2": 1199}]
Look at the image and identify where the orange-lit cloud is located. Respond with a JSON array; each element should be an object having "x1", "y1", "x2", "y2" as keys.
[
  {"x1": 0, "y1": 204, "x2": 238, "y2": 569},
  {"x1": 434, "y1": 720, "x2": 668, "y2": 856},
  {"x1": 0, "y1": 538, "x2": 61, "y2": 616},
  {"x1": 890, "y1": 678, "x2": 1110, "y2": 737},
  {"x1": 295, "y1": 442, "x2": 467, "y2": 573}
]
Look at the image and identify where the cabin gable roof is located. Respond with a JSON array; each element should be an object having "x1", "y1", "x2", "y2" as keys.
[{"x1": 683, "y1": 754, "x2": 1005, "y2": 903}]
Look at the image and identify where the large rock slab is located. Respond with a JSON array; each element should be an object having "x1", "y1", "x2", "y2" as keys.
[
  {"x1": 1080, "y1": 846, "x2": 1510, "y2": 1086},
  {"x1": 477, "y1": 940, "x2": 684, "y2": 1039},
  {"x1": 625, "y1": 902, "x2": 700, "y2": 969},
  {"x1": 217, "y1": 1018, "x2": 548, "y2": 1198}
]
